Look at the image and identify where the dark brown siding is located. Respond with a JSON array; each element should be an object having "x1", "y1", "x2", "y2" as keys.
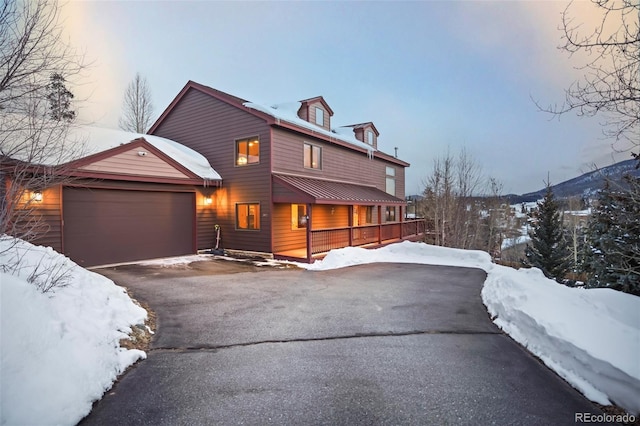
[
  {"x1": 151, "y1": 89, "x2": 273, "y2": 253},
  {"x1": 271, "y1": 128, "x2": 406, "y2": 199},
  {"x1": 272, "y1": 203, "x2": 306, "y2": 252},
  {"x1": 62, "y1": 187, "x2": 194, "y2": 267},
  {"x1": 196, "y1": 190, "x2": 216, "y2": 250},
  {"x1": 30, "y1": 185, "x2": 62, "y2": 252}
]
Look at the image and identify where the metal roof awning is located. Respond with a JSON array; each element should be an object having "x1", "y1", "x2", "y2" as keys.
[{"x1": 273, "y1": 174, "x2": 406, "y2": 205}]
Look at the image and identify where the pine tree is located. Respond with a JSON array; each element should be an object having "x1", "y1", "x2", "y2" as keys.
[
  {"x1": 524, "y1": 183, "x2": 571, "y2": 282},
  {"x1": 584, "y1": 176, "x2": 640, "y2": 295},
  {"x1": 46, "y1": 73, "x2": 75, "y2": 122}
]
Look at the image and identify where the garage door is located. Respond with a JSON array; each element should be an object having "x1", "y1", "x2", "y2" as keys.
[{"x1": 63, "y1": 187, "x2": 195, "y2": 267}]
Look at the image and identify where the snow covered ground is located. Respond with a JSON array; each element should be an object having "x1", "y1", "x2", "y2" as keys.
[
  {"x1": 1, "y1": 238, "x2": 638, "y2": 425},
  {"x1": 302, "y1": 241, "x2": 640, "y2": 416},
  {"x1": 0, "y1": 237, "x2": 147, "y2": 425}
]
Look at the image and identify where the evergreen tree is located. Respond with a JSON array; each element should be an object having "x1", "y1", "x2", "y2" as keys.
[
  {"x1": 584, "y1": 176, "x2": 640, "y2": 295},
  {"x1": 524, "y1": 183, "x2": 571, "y2": 282},
  {"x1": 46, "y1": 73, "x2": 75, "y2": 122}
]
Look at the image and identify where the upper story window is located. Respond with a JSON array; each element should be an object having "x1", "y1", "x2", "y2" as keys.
[
  {"x1": 236, "y1": 137, "x2": 259, "y2": 166},
  {"x1": 315, "y1": 107, "x2": 324, "y2": 126},
  {"x1": 367, "y1": 130, "x2": 374, "y2": 145},
  {"x1": 304, "y1": 143, "x2": 322, "y2": 169},
  {"x1": 385, "y1": 166, "x2": 396, "y2": 196}
]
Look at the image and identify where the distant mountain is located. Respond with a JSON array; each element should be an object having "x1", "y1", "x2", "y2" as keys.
[{"x1": 508, "y1": 159, "x2": 640, "y2": 203}]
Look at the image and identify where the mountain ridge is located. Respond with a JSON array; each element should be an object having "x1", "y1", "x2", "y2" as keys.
[{"x1": 507, "y1": 158, "x2": 639, "y2": 203}]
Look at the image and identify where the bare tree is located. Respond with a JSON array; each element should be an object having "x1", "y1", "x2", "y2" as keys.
[
  {"x1": 421, "y1": 148, "x2": 485, "y2": 249},
  {"x1": 1, "y1": 0, "x2": 86, "y2": 246},
  {"x1": 453, "y1": 147, "x2": 483, "y2": 249},
  {"x1": 422, "y1": 152, "x2": 455, "y2": 247},
  {"x1": 480, "y1": 177, "x2": 506, "y2": 258},
  {"x1": 536, "y1": 0, "x2": 639, "y2": 153},
  {"x1": 119, "y1": 72, "x2": 154, "y2": 133}
]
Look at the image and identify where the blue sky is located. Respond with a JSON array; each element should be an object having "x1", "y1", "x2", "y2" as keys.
[{"x1": 63, "y1": 0, "x2": 629, "y2": 195}]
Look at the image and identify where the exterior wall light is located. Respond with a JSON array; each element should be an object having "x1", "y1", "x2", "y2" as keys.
[
  {"x1": 204, "y1": 196, "x2": 213, "y2": 205},
  {"x1": 31, "y1": 191, "x2": 43, "y2": 202}
]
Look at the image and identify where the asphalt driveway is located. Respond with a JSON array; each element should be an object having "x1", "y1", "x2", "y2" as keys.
[{"x1": 80, "y1": 260, "x2": 608, "y2": 425}]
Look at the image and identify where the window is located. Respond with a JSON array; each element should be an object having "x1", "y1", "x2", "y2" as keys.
[
  {"x1": 236, "y1": 203, "x2": 260, "y2": 230},
  {"x1": 385, "y1": 206, "x2": 396, "y2": 222},
  {"x1": 354, "y1": 205, "x2": 373, "y2": 225},
  {"x1": 315, "y1": 107, "x2": 324, "y2": 126},
  {"x1": 236, "y1": 137, "x2": 259, "y2": 166},
  {"x1": 385, "y1": 166, "x2": 396, "y2": 195},
  {"x1": 367, "y1": 130, "x2": 374, "y2": 145},
  {"x1": 291, "y1": 204, "x2": 308, "y2": 230},
  {"x1": 304, "y1": 143, "x2": 322, "y2": 169}
]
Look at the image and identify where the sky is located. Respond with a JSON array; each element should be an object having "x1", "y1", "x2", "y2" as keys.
[{"x1": 59, "y1": 0, "x2": 632, "y2": 195}]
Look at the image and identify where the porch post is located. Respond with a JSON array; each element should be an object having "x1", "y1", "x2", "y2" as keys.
[
  {"x1": 399, "y1": 205, "x2": 404, "y2": 238},
  {"x1": 348, "y1": 205, "x2": 353, "y2": 247},
  {"x1": 306, "y1": 203, "x2": 313, "y2": 263},
  {"x1": 378, "y1": 205, "x2": 382, "y2": 244}
]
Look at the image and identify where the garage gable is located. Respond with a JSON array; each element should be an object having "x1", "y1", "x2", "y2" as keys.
[{"x1": 70, "y1": 139, "x2": 209, "y2": 185}]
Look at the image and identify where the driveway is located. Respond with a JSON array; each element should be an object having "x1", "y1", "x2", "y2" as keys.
[{"x1": 81, "y1": 260, "x2": 608, "y2": 425}]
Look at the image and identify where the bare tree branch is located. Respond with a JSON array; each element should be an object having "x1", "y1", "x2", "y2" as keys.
[
  {"x1": 534, "y1": 0, "x2": 639, "y2": 151},
  {"x1": 118, "y1": 72, "x2": 154, "y2": 133}
]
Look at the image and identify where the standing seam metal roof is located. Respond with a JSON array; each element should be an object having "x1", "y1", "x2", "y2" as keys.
[{"x1": 273, "y1": 174, "x2": 405, "y2": 204}]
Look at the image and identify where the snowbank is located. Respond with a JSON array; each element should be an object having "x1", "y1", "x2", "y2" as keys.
[
  {"x1": 302, "y1": 241, "x2": 640, "y2": 415},
  {"x1": 0, "y1": 237, "x2": 147, "y2": 425}
]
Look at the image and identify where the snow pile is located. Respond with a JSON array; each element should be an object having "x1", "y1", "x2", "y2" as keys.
[
  {"x1": 483, "y1": 265, "x2": 640, "y2": 415},
  {"x1": 303, "y1": 241, "x2": 640, "y2": 415},
  {"x1": 0, "y1": 237, "x2": 148, "y2": 425}
]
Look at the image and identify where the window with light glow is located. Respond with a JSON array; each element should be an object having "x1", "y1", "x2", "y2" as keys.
[
  {"x1": 236, "y1": 137, "x2": 260, "y2": 166},
  {"x1": 304, "y1": 143, "x2": 322, "y2": 169},
  {"x1": 291, "y1": 204, "x2": 307, "y2": 230},
  {"x1": 367, "y1": 130, "x2": 374, "y2": 145},
  {"x1": 236, "y1": 203, "x2": 260, "y2": 230}
]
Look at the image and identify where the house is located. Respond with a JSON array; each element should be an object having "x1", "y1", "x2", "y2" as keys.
[
  {"x1": 3, "y1": 125, "x2": 221, "y2": 267},
  {"x1": 149, "y1": 81, "x2": 425, "y2": 262}
]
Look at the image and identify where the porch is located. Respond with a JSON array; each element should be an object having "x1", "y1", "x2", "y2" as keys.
[
  {"x1": 274, "y1": 218, "x2": 426, "y2": 263},
  {"x1": 271, "y1": 174, "x2": 425, "y2": 262}
]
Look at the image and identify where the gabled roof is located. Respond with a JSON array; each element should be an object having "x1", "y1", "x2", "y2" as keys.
[
  {"x1": 2, "y1": 118, "x2": 221, "y2": 184},
  {"x1": 149, "y1": 81, "x2": 409, "y2": 167},
  {"x1": 299, "y1": 96, "x2": 334, "y2": 116},
  {"x1": 273, "y1": 174, "x2": 405, "y2": 205},
  {"x1": 67, "y1": 126, "x2": 221, "y2": 182},
  {"x1": 344, "y1": 122, "x2": 380, "y2": 137}
]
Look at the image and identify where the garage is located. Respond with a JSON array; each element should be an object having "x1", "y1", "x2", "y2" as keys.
[{"x1": 63, "y1": 187, "x2": 195, "y2": 267}]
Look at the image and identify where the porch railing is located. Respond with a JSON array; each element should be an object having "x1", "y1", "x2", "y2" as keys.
[{"x1": 310, "y1": 219, "x2": 426, "y2": 255}]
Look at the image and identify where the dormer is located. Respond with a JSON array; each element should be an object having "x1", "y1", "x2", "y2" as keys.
[
  {"x1": 297, "y1": 96, "x2": 334, "y2": 130},
  {"x1": 344, "y1": 122, "x2": 379, "y2": 149}
]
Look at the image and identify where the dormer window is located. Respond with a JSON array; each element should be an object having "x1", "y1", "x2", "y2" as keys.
[
  {"x1": 298, "y1": 97, "x2": 333, "y2": 129},
  {"x1": 315, "y1": 107, "x2": 324, "y2": 126},
  {"x1": 367, "y1": 130, "x2": 374, "y2": 145}
]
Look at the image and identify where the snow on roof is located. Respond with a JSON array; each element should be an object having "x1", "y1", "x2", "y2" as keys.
[
  {"x1": 2, "y1": 118, "x2": 221, "y2": 181},
  {"x1": 69, "y1": 126, "x2": 221, "y2": 181},
  {"x1": 243, "y1": 101, "x2": 376, "y2": 155}
]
